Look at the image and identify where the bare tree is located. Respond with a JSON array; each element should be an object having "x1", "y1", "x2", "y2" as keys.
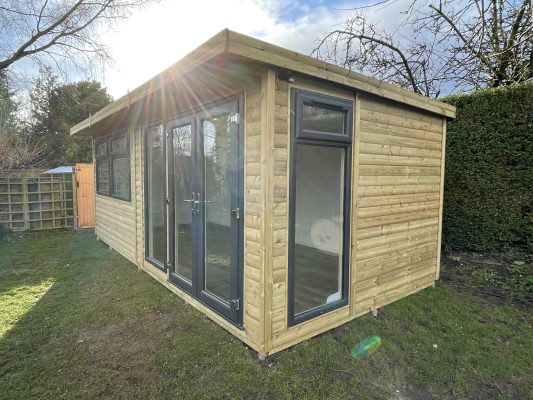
[
  {"x1": 0, "y1": 70, "x2": 43, "y2": 169},
  {"x1": 0, "y1": 134, "x2": 44, "y2": 169},
  {"x1": 0, "y1": 0, "x2": 158, "y2": 75},
  {"x1": 313, "y1": 0, "x2": 533, "y2": 97}
]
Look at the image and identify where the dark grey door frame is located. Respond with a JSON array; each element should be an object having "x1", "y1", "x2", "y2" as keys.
[{"x1": 167, "y1": 93, "x2": 244, "y2": 327}]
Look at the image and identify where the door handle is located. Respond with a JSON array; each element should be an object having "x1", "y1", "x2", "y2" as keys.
[{"x1": 184, "y1": 199, "x2": 194, "y2": 212}]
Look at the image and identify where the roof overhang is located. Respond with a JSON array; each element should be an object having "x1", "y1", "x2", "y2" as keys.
[{"x1": 71, "y1": 29, "x2": 455, "y2": 136}]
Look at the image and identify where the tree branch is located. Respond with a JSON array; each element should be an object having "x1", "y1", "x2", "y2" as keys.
[
  {"x1": 0, "y1": 0, "x2": 86, "y2": 70},
  {"x1": 316, "y1": 29, "x2": 422, "y2": 94}
]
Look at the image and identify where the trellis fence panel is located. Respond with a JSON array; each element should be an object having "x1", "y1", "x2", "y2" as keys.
[{"x1": 0, "y1": 170, "x2": 74, "y2": 231}]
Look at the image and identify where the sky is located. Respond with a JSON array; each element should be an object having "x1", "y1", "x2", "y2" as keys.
[{"x1": 102, "y1": 0, "x2": 357, "y2": 99}]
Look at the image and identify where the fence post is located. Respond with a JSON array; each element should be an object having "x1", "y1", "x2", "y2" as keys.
[
  {"x1": 72, "y1": 169, "x2": 79, "y2": 230},
  {"x1": 21, "y1": 170, "x2": 30, "y2": 230}
]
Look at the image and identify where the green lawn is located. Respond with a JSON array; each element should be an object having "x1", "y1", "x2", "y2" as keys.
[{"x1": 0, "y1": 231, "x2": 531, "y2": 399}]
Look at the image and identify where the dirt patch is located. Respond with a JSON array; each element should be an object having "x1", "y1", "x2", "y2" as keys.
[{"x1": 440, "y1": 249, "x2": 532, "y2": 306}]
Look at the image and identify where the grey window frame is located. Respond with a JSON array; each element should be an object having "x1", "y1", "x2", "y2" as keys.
[
  {"x1": 95, "y1": 131, "x2": 131, "y2": 201},
  {"x1": 288, "y1": 88, "x2": 353, "y2": 327}
]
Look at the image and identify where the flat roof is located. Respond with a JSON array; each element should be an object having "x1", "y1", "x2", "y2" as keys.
[{"x1": 71, "y1": 29, "x2": 455, "y2": 136}]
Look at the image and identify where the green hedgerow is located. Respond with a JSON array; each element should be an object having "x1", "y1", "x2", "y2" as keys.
[{"x1": 441, "y1": 82, "x2": 533, "y2": 252}]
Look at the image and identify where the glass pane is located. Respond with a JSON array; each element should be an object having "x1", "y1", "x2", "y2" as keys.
[
  {"x1": 112, "y1": 157, "x2": 130, "y2": 199},
  {"x1": 110, "y1": 133, "x2": 127, "y2": 154},
  {"x1": 294, "y1": 144, "x2": 345, "y2": 315},
  {"x1": 146, "y1": 125, "x2": 166, "y2": 264},
  {"x1": 95, "y1": 140, "x2": 107, "y2": 157},
  {"x1": 173, "y1": 124, "x2": 193, "y2": 282},
  {"x1": 302, "y1": 103, "x2": 345, "y2": 134},
  {"x1": 96, "y1": 160, "x2": 109, "y2": 194},
  {"x1": 203, "y1": 112, "x2": 232, "y2": 302}
]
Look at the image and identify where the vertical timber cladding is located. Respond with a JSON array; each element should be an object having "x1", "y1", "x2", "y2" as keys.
[
  {"x1": 353, "y1": 94, "x2": 445, "y2": 315},
  {"x1": 267, "y1": 76, "x2": 446, "y2": 354}
]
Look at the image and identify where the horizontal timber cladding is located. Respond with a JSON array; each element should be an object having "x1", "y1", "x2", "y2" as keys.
[
  {"x1": 270, "y1": 77, "x2": 290, "y2": 345},
  {"x1": 351, "y1": 93, "x2": 445, "y2": 316},
  {"x1": 95, "y1": 193, "x2": 136, "y2": 263},
  {"x1": 243, "y1": 70, "x2": 264, "y2": 349}
]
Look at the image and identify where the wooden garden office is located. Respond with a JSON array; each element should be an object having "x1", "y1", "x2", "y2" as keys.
[{"x1": 71, "y1": 29, "x2": 456, "y2": 357}]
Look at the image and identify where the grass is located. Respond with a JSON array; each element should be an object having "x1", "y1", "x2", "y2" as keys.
[{"x1": 0, "y1": 231, "x2": 531, "y2": 399}]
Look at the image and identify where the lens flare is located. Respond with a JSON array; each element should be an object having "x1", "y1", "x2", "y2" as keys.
[{"x1": 351, "y1": 335, "x2": 382, "y2": 359}]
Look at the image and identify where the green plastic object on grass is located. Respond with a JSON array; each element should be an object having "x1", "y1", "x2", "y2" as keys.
[{"x1": 351, "y1": 336, "x2": 382, "y2": 359}]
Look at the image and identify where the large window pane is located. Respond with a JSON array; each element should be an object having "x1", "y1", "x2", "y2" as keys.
[
  {"x1": 294, "y1": 144, "x2": 345, "y2": 316},
  {"x1": 146, "y1": 125, "x2": 166, "y2": 264},
  {"x1": 96, "y1": 160, "x2": 109, "y2": 194},
  {"x1": 203, "y1": 113, "x2": 232, "y2": 303},
  {"x1": 173, "y1": 124, "x2": 193, "y2": 281},
  {"x1": 112, "y1": 157, "x2": 130, "y2": 199}
]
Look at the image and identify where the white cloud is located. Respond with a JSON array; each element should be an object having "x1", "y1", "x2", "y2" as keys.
[{"x1": 102, "y1": 0, "x2": 349, "y2": 98}]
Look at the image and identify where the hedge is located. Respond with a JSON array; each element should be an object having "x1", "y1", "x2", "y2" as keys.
[{"x1": 441, "y1": 82, "x2": 533, "y2": 252}]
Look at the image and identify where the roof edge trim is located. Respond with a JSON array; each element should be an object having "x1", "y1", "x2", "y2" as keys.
[{"x1": 71, "y1": 28, "x2": 455, "y2": 136}]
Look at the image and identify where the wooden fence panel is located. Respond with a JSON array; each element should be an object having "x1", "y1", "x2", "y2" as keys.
[{"x1": 0, "y1": 170, "x2": 74, "y2": 231}]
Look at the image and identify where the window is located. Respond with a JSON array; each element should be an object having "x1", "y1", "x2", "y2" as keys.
[
  {"x1": 145, "y1": 124, "x2": 167, "y2": 268},
  {"x1": 95, "y1": 132, "x2": 130, "y2": 201},
  {"x1": 95, "y1": 140, "x2": 107, "y2": 157},
  {"x1": 288, "y1": 89, "x2": 353, "y2": 326},
  {"x1": 96, "y1": 160, "x2": 110, "y2": 194},
  {"x1": 302, "y1": 104, "x2": 345, "y2": 133}
]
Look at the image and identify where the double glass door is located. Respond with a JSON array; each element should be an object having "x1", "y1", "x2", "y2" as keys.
[{"x1": 147, "y1": 96, "x2": 243, "y2": 325}]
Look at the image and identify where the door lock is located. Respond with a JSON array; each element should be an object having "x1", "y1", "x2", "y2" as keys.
[
  {"x1": 194, "y1": 193, "x2": 200, "y2": 215},
  {"x1": 231, "y1": 208, "x2": 240, "y2": 219}
]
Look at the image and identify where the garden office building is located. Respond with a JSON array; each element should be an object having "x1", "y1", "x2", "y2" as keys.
[{"x1": 71, "y1": 29, "x2": 456, "y2": 356}]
